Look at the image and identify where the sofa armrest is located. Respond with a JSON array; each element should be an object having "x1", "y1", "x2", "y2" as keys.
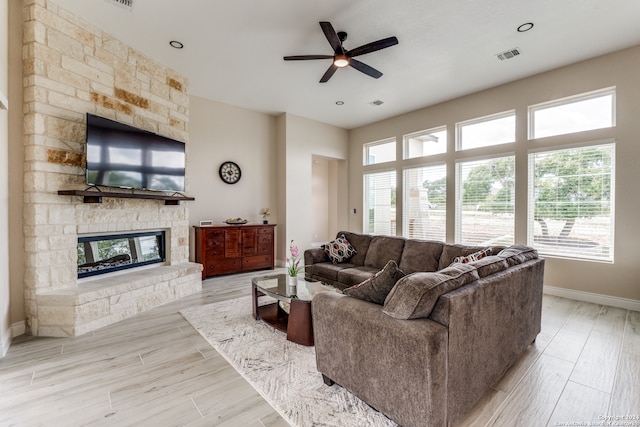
[
  {"x1": 312, "y1": 292, "x2": 448, "y2": 427},
  {"x1": 304, "y1": 247, "x2": 328, "y2": 265},
  {"x1": 433, "y1": 258, "x2": 544, "y2": 423}
]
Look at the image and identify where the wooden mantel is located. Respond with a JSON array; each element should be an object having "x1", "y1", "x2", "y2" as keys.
[{"x1": 58, "y1": 189, "x2": 195, "y2": 205}]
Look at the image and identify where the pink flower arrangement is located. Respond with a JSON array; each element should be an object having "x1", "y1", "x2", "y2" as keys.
[{"x1": 287, "y1": 240, "x2": 302, "y2": 277}]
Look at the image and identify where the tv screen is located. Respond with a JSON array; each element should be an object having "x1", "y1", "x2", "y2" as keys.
[{"x1": 85, "y1": 113, "x2": 186, "y2": 192}]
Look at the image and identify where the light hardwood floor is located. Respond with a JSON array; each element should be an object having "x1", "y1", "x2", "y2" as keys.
[{"x1": 1, "y1": 269, "x2": 639, "y2": 427}]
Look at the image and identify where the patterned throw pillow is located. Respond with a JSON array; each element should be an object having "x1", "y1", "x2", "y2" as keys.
[
  {"x1": 451, "y1": 247, "x2": 492, "y2": 265},
  {"x1": 343, "y1": 260, "x2": 406, "y2": 305},
  {"x1": 322, "y1": 234, "x2": 357, "y2": 264}
]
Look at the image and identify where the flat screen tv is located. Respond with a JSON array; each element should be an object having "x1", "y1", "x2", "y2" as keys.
[{"x1": 85, "y1": 113, "x2": 186, "y2": 192}]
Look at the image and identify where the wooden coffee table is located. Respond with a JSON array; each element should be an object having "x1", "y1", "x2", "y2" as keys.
[{"x1": 251, "y1": 274, "x2": 340, "y2": 346}]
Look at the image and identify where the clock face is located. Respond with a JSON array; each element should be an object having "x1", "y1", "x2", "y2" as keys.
[{"x1": 219, "y1": 161, "x2": 241, "y2": 184}]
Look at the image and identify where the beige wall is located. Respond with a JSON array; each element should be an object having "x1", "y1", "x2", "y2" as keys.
[
  {"x1": 187, "y1": 104, "x2": 349, "y2": 265},
  {"x1": 187, "y1": 95, "x2": 278, "y2": 258},
  {"x1": 8, "y1": 0, "x2": 24, "y2": 336},
  {"x1": 349, "y1": 45, "x2": 640, "y2": 304},
  {"x1": 278, "y1": 113, "x2": 349, "y2": 263},
  {"x1": 311, "y1": 156, "x2": 330, "y2": 244},
  {"x1": 1, "y1": 0, "x2": 9, "y2": 355}
]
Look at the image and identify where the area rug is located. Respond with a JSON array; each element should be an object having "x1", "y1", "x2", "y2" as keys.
[{"x1": 180, "y1": 296, "x2": 397, "y2": 427}]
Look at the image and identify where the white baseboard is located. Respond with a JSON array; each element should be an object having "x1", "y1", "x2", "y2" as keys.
[
  {"x1": 1, "y1": 321, "x2": 26, "y2": 358},
  {"x1": 544, "y1": 285, "x2": 640, "y2": 312},
  {"x1": 12, "y1": 321, "x2": 26, "y2": 338},
  {"x1": 1, "y1": 329, "x2": 9, "y2": 357}
]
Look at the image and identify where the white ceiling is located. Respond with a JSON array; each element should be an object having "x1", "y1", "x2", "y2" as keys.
[{"x1": 52, "y1": 0, "x2": 640, "y2": 129}]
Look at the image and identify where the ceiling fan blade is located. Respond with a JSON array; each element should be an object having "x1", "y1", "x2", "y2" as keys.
[
  {"x1": 349, "y1": 58, "x2": 383, "y2": 79},
  {"x1": 319, "y1": 21, "x2": 342, "y2": 52},
  {"x1": 348, "y1": 36, "x2": 399, "y2": 57},
  {"x1": 283, "y1": 55, "x2": 334, "y2": 61},
  {"x1": 320, "y1": 64, "x2": 338, "y2": 83}
]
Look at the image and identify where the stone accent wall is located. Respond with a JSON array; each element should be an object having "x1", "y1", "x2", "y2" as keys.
[{"x1": 22, "y1": 0, "x2": 201, "y2": 337}]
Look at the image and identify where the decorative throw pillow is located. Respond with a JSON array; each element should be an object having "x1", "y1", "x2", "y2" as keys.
[
  {"x1": 451, "y1": 247, "x2": 492, "y2": 265},
  {"x1": 383, "y1": 263, "x2": 479, "y2": 320},
  {"x1": 343, "y1": 260, "x2": 406, "y2": 305},
  {"x1": 322, "y1": 234, "x2": 357, "y2": 264},
  {"x1": 497, "y1": 245, "x2": 538, "y2": 266},
  {"x1": 469, "y1": 255, "x2": 509, "y2": 278}
]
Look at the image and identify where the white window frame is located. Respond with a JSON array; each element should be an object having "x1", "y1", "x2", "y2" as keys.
[
  {"x1": 455, "y1": 154, "x2": 516, "y2": 246},
  {"x1": 363, "y1": 137, "x2": 396, "y2": 166},
  {"x1": 403, "y1": 126, "x2": 447, "y2": 159},
  {"x1": 363, "y1": 169, "x2": 397, "y2": 236},
  {"x1": 527, "y1": 140, "x2": 615, "y2": 262},
  {"x1": 528, "y1": 87, "x2": 616, "y2": 140},
  {"x1": 456, "y1": 110, "x2": 516, "y2": 151},
  {"x1": 402, "y1": 163, "x2": 446, "y2": 241}
]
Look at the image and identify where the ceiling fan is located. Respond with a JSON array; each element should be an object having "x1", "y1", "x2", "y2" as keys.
[{"x1": 283, "y1": 21, "x2": 399, "y2": 83}]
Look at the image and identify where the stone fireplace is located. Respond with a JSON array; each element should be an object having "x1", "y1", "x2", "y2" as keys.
[{"x1": 22, "y1": 0, "x2": 202, "y2": 337}]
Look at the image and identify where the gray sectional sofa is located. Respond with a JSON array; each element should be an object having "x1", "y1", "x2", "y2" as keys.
[{"x1": 306, "y1": 231, "x2": 545, "y2": 427}]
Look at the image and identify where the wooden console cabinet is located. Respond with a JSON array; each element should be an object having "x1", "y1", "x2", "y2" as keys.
[{"x1": 194, "y1": 224, "x2": 276, "y2": 279}]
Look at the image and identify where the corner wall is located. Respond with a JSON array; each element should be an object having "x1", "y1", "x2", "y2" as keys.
[{"x1": 278, "y1": 113, "x2": 349, "y2": 261}]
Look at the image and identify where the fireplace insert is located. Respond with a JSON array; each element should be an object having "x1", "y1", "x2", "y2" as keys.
[{"x1": 77, "y1": 231, "x2": 166, "y2": 278}]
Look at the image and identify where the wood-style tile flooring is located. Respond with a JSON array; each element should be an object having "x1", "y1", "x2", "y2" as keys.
[{"x1": 1, "y1": 269, "x2": 639, "y2": 426}]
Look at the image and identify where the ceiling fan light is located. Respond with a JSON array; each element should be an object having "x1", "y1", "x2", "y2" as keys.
[{"x1": 334, "y1": 54, "x2": 349, "y2": 68}]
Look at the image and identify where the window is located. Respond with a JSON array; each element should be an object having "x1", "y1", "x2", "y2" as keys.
[
  {"x1": 364, "y1": 138, "x2": 396, "y2": 165},
  {"x1": 404, "y1": 127, "x2": 447, "y2": 159},
  {"x1": 529, "y1": 88, "x2": 615, "y2": 139},
  {"x1": 403, "y1": 165, "x2": 446, "y2": 241},
  {"x1": 528, "y1": 143, "x2": 615, "y2": 261},
  {"x1": 457, "y1": 111, "x2": 515, "y2": 150},
  {"x1": 456, "y1": 156, "x2": 515, "y2": 246},
  {"x1": 364, "y1": 171, "x2": 396, "y2": 235}
]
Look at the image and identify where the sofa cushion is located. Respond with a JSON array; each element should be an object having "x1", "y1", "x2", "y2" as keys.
[
  {"x1": 383, "y1": 263, "x2": 479, "y2": 320},
  {"x1": 364, "y1": 236, "x2": 406, "y2": 269},
  {"x1": 469, "y1": 255, "x2": 509, "y2": 278},
  {"x1": 337, "y1": 231, "x2": 372, "y2": 266},
  {"x1": 438, "y1": 244, "x2": 497, "y2": 270},
  {"x1": 336, "y1": 266, "x2": 381, "y2": 288},
  {"x1": 451, "y1": 247, "x2": 492, "y2": 265},
  {"x1": 307, "y1": 262, "x2": 358, "y2": 282},
  {"x1": 323, "y1": 234, "x2": 357, "y2": 264},
  {"x1": 343, "y1": 260, "x2": 407, "y2": 304},
  {"x1": 398, "y1": 240, "x2": 445, "y2": 273},
  {"x1": 497, "y1": 245, "x2": 538, "y2": 266}
]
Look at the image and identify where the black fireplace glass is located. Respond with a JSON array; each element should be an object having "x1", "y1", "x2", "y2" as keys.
[{"x1": 77, "y1": 231, "x2": 165, "y2": 278}]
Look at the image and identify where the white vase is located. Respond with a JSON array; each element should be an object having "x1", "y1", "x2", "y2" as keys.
[{"x1": 287, "y1": 275, "x2": 298, "y2": 296}]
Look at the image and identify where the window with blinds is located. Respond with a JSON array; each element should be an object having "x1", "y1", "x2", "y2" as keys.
[
  {"x1": 364, "y1": 171, "x2": 396, "y2": 236},
  {"x1": 403, "y1": 165, "x2": 446, "y2": 241},
  {"x1": 456, "y1": 156, "x2": 515, "y2": 246},
  {"x1": 528, "y1": 143, "x2": 615, "y2": 261}
]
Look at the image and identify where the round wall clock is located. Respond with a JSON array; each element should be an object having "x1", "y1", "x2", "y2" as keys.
[{"x1": 219, "y1": 161, "x2": 241, "y2": 184}]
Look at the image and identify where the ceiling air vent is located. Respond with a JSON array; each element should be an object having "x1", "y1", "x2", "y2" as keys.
[
  {"x1": 106, "y1": 0, "x2": 134, "y2": 10},
  {"x1": 496, "y1": 48, "x2": 521, "y2": 61}
]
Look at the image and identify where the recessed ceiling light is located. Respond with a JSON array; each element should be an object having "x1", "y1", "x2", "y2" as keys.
[
  {"x1": 369, "y1": 99, "x2": 384, "y2": 106},
  {"x1": 336, "y1": 101, "x2": 344, "y2": 105},
  {"x1": 169, "y1": 40, "x2": 184, "y2": 49},
  {"x1": 517, "y1": 22, "x2": 534, "y2": 32}
]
